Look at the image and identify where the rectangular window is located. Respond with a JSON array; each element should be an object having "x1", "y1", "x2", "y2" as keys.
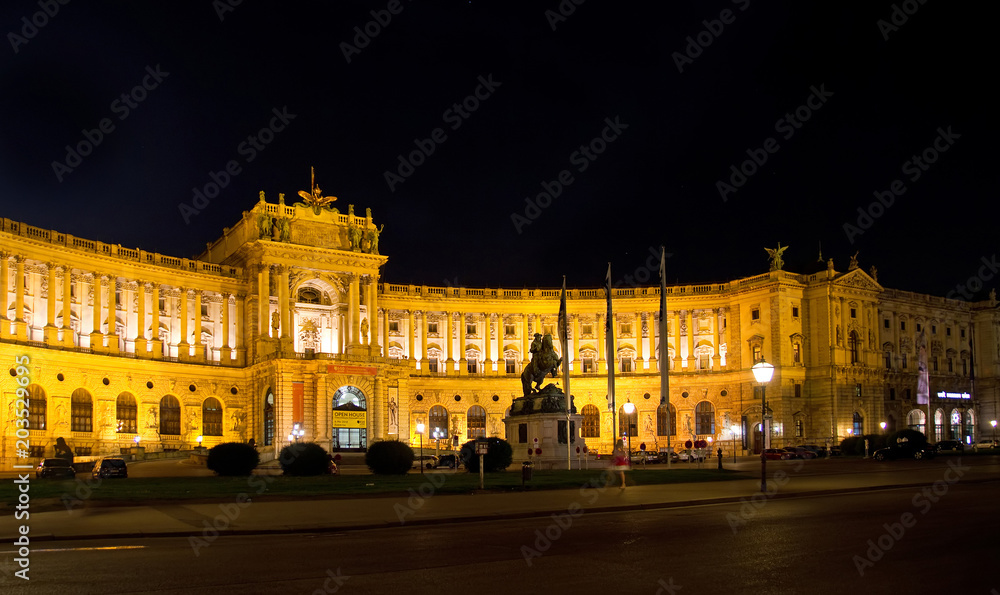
[
  {"x1": 389, "y1": 320, "x2": 399, "y2": 333},
  {"x1": 855, "y1": 383, "x2": 862, "y2": 398},
  {"x1": 793, "y1": 343, "x2": 801, "y2": 364},
  {"x1": 850, "y1": 308, "x2": 857, "y2": 318},
  {"x1": 889, "y1": 388, "x2": 896, "y2": 401},
  {"x1": 794, "y1": 383, "x2": 801, "y2": 398},
  {"x1": 467, "y1": 323, "x2": 477, "y2": 335},
  {"x1": 159, "y1": 297, "x2": 166, "y2": 312},
  {"x1": 427, "y1": 323, "x2": 438, "y2": 335},
  {"x1": 917, "y1": 323, "x2": 922, "y2": 332},
  {"x1": 505, "y1": 358, "x2": 517, "y2": 374},
  {"x1": 946, "y1": 327, "x2": 951, "y2": 336},
  {"x1": 795, "y1": 420, "x2": 803, "y2": 438},
  {"x1": 582, "y1": 357, "x2": 595, "y2": 373},
  {"x1": 932, "y1": 325, "x2": 937, "y2": 334},
  {"x1": 620, "y1": 358, "x2": 633, "y2": 373},
  {"x1": 933, "y1": 358, "x2": 938, "y2": 372},
  {"x1": 504, "y1": 324, "x2": 516, "y2": 337},
  {"x1": 902, "y1": 353, "x2": 908, "y2": 369},
  {"x1": 905, "y1": 388, "x2": 912, "y2": 400},
  {"x1": 885, "y1": 352, "x2": 892, "y2": 369},
  {"x1": 467, "y1": 359, "x2": 478, "y2": 373},
  {"x1": 699, "y1": 354, "x2": 709, "y2": 370},
  {"x1": 792, "y1": 306, "x2": 799, "y2": 318},
  {"x1": 961, "y1": 328, "x2": 966, "y2": 338},
  {"x1": 751, "y1": 308, "x2": 760, "y2": 321},
  {"x1": 619, "y1": 323, "x2": 631, "y2": 336},
  {"x1": 884, "y1": 319, "x2": 890, "y2": 329},
  {"x1": 428, "y1": 358, "x2": 438, "y2": 373},
  {"x1": 201, "y1": 304, "x2": 208, "y2": 318},
  {"x1": 900, "y1": 321, "x2": 906, "y2": 331},
  {"x1": 30, "y1": 445, "x2": 45, "y2": 458},
  {"x1": 71, "y1": 401, "x2": 92, "y2": 433},
  {"x1": 581, "y1": 324, "x2": 593, "y2": 336}
]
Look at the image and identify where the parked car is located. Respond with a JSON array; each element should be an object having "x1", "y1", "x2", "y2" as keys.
[
  {"x1": 783, "y1": 447, "x2": 817, "y2": 459},
  {"x1": 828, "y1": 446, "x2": 842, "y2": 457},
  {"x1": 934, "y1": 440, "x2": 965, "y2": 452},
  {"x1": 36, "y1": 458, "x2": 76, "y2": 479},
  {"x1": 677, "y1": 450, "x2": 706, "y2": 462},
  {"x1": 872, "y1": 442, "x2": 936, "y2": 461},
  {"x1": 662, "y1": 451, "x2": 680, "y2": 463},
  {"x1": 436, "y1": 454, "x2": 460, "y2": 468},
  {"x1": 798, "y1": 444, "x2": 827, "y2": 457},
  {"x1": 974, "y1": 439, "x2": 999, "y2": 450},
  {"x1": 92, "y1": 457, "x2": 128, "y2": 478},
  {"x1": 762, "y1": 448, "x2": 793, "y2": 460},
  {"x1": 412, "y1": 455, "x2": 438, "y2": 469}
]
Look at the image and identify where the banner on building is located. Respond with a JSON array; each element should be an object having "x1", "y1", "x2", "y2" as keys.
[
  {"x1": 332, "y1": 410, "x2": 367, "y2": 428},
  {"x1": 327, "y1": 364, "x2": 377, "y2": 376}
]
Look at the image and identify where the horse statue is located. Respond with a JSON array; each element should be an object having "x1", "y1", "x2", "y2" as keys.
[{"x1": 521, "y1": 333, "x2": 562, "y2": 396}]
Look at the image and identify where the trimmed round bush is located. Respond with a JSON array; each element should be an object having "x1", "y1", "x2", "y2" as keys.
[
  {"x1": 886, "y1": 428, "x2": 927, "y2": 448},
  {"x1": 460, "y1": 437, "x2": 513, "y2": 473},
  {"x1": 279, "y1": 442, "x2": 332, "y2": 476},
  {"x1": 840, "y1": 436, "x2": 864, "y2": 456},
  {"x1": 207, "y1": 442, "x2": 260, "y2": 476},
  {"x1": 365, "y1": 440, "x2": 414, "y2": 474}
]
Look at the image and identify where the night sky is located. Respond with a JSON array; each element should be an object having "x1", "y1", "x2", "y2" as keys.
[{"x1": 0, "y1": 1, "x2": 994, "y2": 298}]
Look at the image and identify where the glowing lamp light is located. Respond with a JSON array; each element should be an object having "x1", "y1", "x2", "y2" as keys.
[
  {"x1": 623, "y1": 401, "x2": 636, "y2": 414},
  {"x1": 134, "y1": 436, "x2": 141, "y2": 445},
  {"x1": 751, "y1": 360, "x2": 775, "y2": 384},
  {"x1": 416, "y1": 423, "x2": 425, "y2": 434},
  {"x1": 196, "y1": 435, "x2": 203, "y2": 444}
]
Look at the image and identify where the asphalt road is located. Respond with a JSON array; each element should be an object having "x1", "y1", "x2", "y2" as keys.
[{"x1": 3, "y1": 478, "x2": 997, "y2": 594}]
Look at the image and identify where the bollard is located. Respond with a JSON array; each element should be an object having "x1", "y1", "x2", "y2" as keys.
[{"x1": 521, "y1": 461, "x2": 533, "y2": 487}]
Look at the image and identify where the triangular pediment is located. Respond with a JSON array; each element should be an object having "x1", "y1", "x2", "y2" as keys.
[{"x1": 834, "y1": 269, "x2": 883, "y2": 293}]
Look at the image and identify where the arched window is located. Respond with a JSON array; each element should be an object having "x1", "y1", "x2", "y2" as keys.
[
  {"x1": 160, "y1": 395, "x2": 181, "y2": 435},
  {"x1": 695, "y1": 401, "x2": 715, "y2": 435},
  {"x1": 71, "y1": 389, "x2": 93, "y2": 432},
  {"x1": 116, "y1": 392, "x2": 137, "y2": 433},
  {"x1": 582, "y1": 404, "x2": 600, "y2": 438},
  {"x1": 657, "y1": 403, "x2": 676, "y2": 436},
  {"x1": 934, "y1": 409, "x2": 944, "y2": 442},
  {"x1": 467, "y1": 405, "x2": 486, "y2": 439},
  {"x1": 618, "y1": 405, "x2": 638, "y2": 438},
  {"x1": 852, "y1": 411, "x2": 863, "y2": 436},
  {"x1": 950, "y1": 409, "x2": 961, "y2": 440},
  {"x1": 203, "y1": 397, "x2": 223, "y2": 436},
  {"x1": 429, "y1": 405, "x2": 449, "y2": 439},
  {"x1": 848, "y1": 331, "x2": 859, "y2": 364},
  {"x1": 331, "y1": 386, "x2": 368, "y2": 450},
  {"x1": 297, "y1": 287, "x2": 321, "y2": 304},
  {"x1": 28, "y1": 385, "x2": 46, "y2": 431},
  {"x1": 264, "y1": 390, "x2": 275, "y2": 446},
  {"x1": 907, "y1": 410, "x2": 926, "y2": 434}
]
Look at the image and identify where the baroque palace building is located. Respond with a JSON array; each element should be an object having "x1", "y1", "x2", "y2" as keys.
[{"x1": 1, "y1": 192, "x2": 998, "y2": 469}]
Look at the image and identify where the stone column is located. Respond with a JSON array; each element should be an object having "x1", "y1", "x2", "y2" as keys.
[
  {"x1": 151, "y1": 283, "x2": 162, "y2": 359},
  {"x1": 44, "y1": 263, "x2": 58, "y2": 345},
  {"x1": 522, "y1": 314, "x2": 530, "y2": 366},
  {"x1": 372, "y1": 376, "x2": 384, "y2": 440},
  {"x1": 445, "y1": 311, "x2": 454, "y2": 368},
  {"x1": 349, "y1": 274, "x2": 361, "y2": 348},
  {"x1": 458, "y1": 311, "x2": 467, "y2": 375},
  {"x1": 840, "y1": 297, "x2": 849, "y2": 362},
  {"x1": 235, "y1": 292, "x2": 247, "y2": 365},
  {"x1": 713, "y1": 308, "x2": 722, "y2": 371},
  {"x1": 673, "y1": 310, "x2": 682, "y2": 368},
  {"x1": 221, "y1": 292, "x2": 232, "y2": 363},
  {"x1": 258, "y1": 265, "x2": 270, "y2": 338},
  {"x1": 89, "y1": 272, "x2": 103, "y2": 349},
  {"x1": 635, "y1": 312, "x2": 644, "y2": 365},
  {"x1": 193, "y1": 290, "x2": 205, "y2": 360},
  {"x1": 278, "y1": 265, "x2": 290, "y2": 339},
  {"x1": 369, "y1": 274, "x2": 380, "y2": 354},
  {"x1": 573, "y1": 314, "x2": 581, "y2": 370},
  {"x1": 135, "y1": 281, "x2": 148, "y2": 355},
  {"x1": 381, "y1": 308, "x2": 389, "y2": 359},
  {"x1": 178, "y1": 288, "x2": 190, "y2": 360},
  {"x1": 484, "y1": 313, "x2": 492, "y2": 370},
  {"x1": 0, "y1": 252, "x2": 8, "y2": 339},
  {"x1": 597, "y1": 313, "x2": 606, "y2": 373},
  {"x1": 406, "y1": 310, "x2": 415, "y2": 361},
  {"x1": 421, "y1": 311, "x2": 429, "y2": 365},
  {"x1": 62, "y1": 267, "x2": 74, "y2": 347},
  {"x1": 14, "y1": 257, "x2": 27, "y2": 341},
  {"x1": 105, "y1": 275, "x2": 119, "y2": 354},
  {"x1": 686, "y1": 309, "x2": 695, "y2": 366}
]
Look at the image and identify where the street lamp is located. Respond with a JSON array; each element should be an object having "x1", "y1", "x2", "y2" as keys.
[
  {"x1": 416, "y1": 422, "x2": 425, "y2": 475},
  {"x1": 752, "y1": 359, "x2": 775, "y2": 493},
  {"x1": 991, "y1": 420, "x2": 997, "y2": 443},
  {"x1": 623, "y1": 400, "x2": 636, "y2": 458},
  {"x1": 880, "y1": 421, "x2": 887, "y2": 434},
  {"x1": 288, "y1": 422, "x2": 304, "y2": 443}
]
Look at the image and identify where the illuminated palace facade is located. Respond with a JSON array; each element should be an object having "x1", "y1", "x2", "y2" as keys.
[{"x1": 1, "y1": 195, "x2": 998, "y2": 469}]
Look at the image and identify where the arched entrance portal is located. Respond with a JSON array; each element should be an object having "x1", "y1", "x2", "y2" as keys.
[{"x1": 331, "y1": 386, "x2": 367, "y2": 451}]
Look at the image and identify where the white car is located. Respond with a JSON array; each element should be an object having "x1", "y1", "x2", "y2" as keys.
[{"x1": 974, "y1": 439, "x2": 998, "y2": 450}]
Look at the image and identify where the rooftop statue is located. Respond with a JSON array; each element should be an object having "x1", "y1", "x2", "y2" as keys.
[
  {"x1": 296, "y1": 166, "x2": 337, "y2": 214},
  {"x1": 765, "y1": 243, "x2": 788, "y2": 271}
]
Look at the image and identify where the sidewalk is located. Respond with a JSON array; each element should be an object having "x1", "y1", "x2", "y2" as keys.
[{"x1": 3, "y1": 458, "x2": 991, "y2": 542}]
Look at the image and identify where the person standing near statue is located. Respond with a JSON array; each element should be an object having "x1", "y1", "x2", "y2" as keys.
[{"x1": 612, "y1": 439, "x2": 630, "y2": 489}]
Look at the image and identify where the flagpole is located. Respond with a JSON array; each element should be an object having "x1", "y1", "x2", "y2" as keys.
[
  {"x1": 560, "y1": 276, "x2": 571, "y2": 471},
  {"x1": 606, "y1": 263, "x2": 616, "y2": 452},
  {"x1": 659, "y1": 246, "x2": 671, "y2": 469}
]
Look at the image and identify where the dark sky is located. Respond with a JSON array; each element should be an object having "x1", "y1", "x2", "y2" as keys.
[{"x1": 0, "y1": 1, "x2": 994, "y2": 298}]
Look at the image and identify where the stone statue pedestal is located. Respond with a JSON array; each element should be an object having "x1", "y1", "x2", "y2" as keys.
[{"x1": 503, "y1": 384, "x2": 582, "y2": 470}]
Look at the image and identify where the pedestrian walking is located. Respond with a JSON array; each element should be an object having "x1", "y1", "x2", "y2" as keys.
[{"x1": 612, "y1": 439, "x2": 630, "y2": 489}]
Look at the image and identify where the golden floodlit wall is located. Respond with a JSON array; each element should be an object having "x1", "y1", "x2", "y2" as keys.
[{"x1": 1, "y1": 196, "x2": 997, "y2": 470}]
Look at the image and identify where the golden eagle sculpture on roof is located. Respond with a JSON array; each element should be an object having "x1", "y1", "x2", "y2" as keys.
[{"x1": 297, "y1": 167, "x2": 337, "y2": 213}]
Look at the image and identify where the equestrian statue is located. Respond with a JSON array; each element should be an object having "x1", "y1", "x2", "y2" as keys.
[{"x1": 521, "y1": 333, "x2": 562, "y2": 397}]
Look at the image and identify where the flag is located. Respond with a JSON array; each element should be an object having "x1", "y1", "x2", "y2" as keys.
[
  {"x1": 560, "y1": 276, "x2": 572, "y2": 471},
  {"x1": 558, "y1": 276, "x2": 568, "y2": 355},
  {"x1": 658, "y1": 247, "x2": 670, "y2": 461},
  {"x1": 916, "y1": 329, "x2": 929, "y2": 405}
]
